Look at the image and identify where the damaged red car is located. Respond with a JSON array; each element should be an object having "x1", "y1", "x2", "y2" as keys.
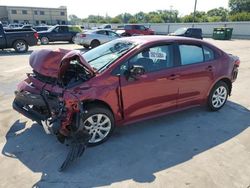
[{"x1": 13, "y1": 36, "x2": 240, "y2": 147}]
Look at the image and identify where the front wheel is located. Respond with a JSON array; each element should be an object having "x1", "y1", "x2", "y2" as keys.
[
  {"x1": 207, "y1": 81, "x2": 229, "y2": 111},
  {"x1": 79, "y1": 106, "x2": 114, "y2": 146},
  {"x1": 13, "y1": 40, "x2": 28, "y2": 53}
]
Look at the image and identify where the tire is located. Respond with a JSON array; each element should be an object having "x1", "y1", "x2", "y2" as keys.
[
  {"x1": 70, "y1": 36, "x2": 76, "y2": 43},
  {"x1": 90, "y1": 40, "x2": 100, "y2": 48},
  {"x1": 79, "y1": 105, "x2": 115, "y2": 146},
  {"x1": 207, "y1": 81, "x2": 229, "y2": 111},
  {"x1": 83, "y1": 44, "x2": 90, "y2": 49},
  {"x1": 41, "y1": 37, "x2": 49, "y2": 45},
  {"x1": 13, "y1": 40, "x2": 28, "y2": 53}
]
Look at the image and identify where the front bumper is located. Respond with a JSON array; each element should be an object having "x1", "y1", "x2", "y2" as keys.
[{"x1": 12, "y1": 90, "x2": 52, "y2": 124}]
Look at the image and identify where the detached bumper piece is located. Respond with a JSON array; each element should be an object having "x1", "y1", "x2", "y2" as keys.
[{"x1": 12, "y1": 91, "x2": 48, "y2": 124}]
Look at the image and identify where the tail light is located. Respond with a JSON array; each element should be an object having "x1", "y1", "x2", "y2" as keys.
[
  {"x1": 79, "y1": 34, "x2": 86, "y2": 38},
  {"x1": 235, "y1": 59, "x2": 240, "y2": 67},
  {"x1": 34, "y1": 32, "x2": 39, "y2": 39}
]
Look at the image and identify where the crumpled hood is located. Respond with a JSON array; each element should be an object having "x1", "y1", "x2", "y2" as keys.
[{"x1": 29, "y1": 48, "x2": 95, "y2": 78}]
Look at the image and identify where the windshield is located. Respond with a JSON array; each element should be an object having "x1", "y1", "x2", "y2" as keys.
[
  {"x1": 174, "y1": 28, "x2": 187, "y2": 35},
  {"x1": 82, "y1": 39, "x2": 137, "y2": 72},
  {"x1": 47, "y1": 25, "x2": 56, "y2": 32}
]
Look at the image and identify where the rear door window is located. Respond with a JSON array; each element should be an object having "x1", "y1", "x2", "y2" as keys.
[
  {"x1": 179, "y1": 45, "x2": 204, "y2": 65},
  {"x1": 96, "y1": 30, "x2": 107, "y2": 35},
  {"x1": 124, "y1": 25, "x2": 132, "y2": 30},
  {"x1": 203, "y1": 46, "x2": 215, "y2": 61},
  {"x1": 108, "y1": 31, "x2": 119, "y2": 37}
]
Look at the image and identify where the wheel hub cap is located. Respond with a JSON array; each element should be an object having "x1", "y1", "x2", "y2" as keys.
[
  {"x1": 83, "y1": 114, "x2": 111, "y2": 143},
  {"x1": 16, "y1": 42, "x2": 26, "y2": 51},
  {"x1": 212, "y1": 86, "x2": 227, "y2": 108}
]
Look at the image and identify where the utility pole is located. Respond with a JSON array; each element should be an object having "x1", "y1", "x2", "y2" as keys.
[{"x1": 193, "y1": 0, "x2": 197, "y2": 23}]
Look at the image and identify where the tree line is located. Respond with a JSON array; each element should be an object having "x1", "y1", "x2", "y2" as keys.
[{"x1": 69, "y1": 0, "x2": 250, "y2": 24}]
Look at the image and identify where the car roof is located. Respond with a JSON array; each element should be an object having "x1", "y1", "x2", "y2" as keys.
[
  {"x1": 120, "y1": 35, "x2": 201, "y2": 43},
  {"x1": 117, "y1": 35, "x2": 217, "y2": 49}
]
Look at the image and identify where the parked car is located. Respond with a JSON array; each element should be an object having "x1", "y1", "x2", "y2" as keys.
[
  {"x1": 74, "y1": 29, "x2": 120, "y2": 48},
  {"x1": 38, "y1": 25, "x2": 82, "y2": 44},
  {"x1": 0, "y1": 22, "x2": 38, "y2": 52},
  {"x1": 169, "y1": 27, "x2": 203, "y2": 39},
  {"x1": 13, "y1": 36, "x2": 240, "y2": 146},
  {"x1": 92, "y1": 24, "x2": 112, "y2": 30},
  {"x1": 116, "y1": 24, "x2": 155, "y2": 36}
]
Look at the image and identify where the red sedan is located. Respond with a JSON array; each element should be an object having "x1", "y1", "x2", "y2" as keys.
[{"x1": 13, "y1": 36, "x2": 240, "y2": 146}]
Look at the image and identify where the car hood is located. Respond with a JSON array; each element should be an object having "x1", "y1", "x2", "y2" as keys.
[{"x1": 29, "y1": 48, "x2": 95, "y2": 78}]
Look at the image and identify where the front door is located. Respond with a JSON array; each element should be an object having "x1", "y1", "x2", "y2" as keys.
[{"x1": 119, "y1": 44, "x2": 179, "y2": 122}]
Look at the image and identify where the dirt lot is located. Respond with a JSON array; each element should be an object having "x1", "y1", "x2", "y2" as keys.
[{"x1": 0, "y1": 39, "x2": 250, "y2": 188}]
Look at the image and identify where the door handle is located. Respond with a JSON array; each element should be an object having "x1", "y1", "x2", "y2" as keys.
[
  {"x1": 168, "y1": 74, "x2": 180, "y2": 80},
  {"x1": 206, "y1": 65, "x2": 214, "y2": 72}
]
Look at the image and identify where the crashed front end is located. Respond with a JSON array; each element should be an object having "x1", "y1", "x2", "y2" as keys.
[{"x1": 12, "y1": 48, "x2": 95, "y2": 171}]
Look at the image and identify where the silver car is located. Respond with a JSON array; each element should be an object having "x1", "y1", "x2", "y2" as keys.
[{"x1": 74, "y1": 29, "x2": 120, "y2": 48}]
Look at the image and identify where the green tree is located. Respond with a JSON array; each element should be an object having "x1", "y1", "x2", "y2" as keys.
[
  {"x1": 229, "y1": 11, "x2": 250, "y2": 21},
  {"x1": 110, "y1": 17, "x2": 122, "y2": 23},
  {"x1": 207, "y1": 7, "x2": 229, "y2": 21},
  {"x1": 229, "y1": 0, "x2": 250, "y2": 13},
  {"x1": 68, "y1": 14, "x2": 82, "y2": 25},
  {"x1": 116, "y1": 13, "x2": 133, "y2": 23},
  {"x1": 128, "y1": 17, "x2": 138, "y2": 23},
  {"x1": 148, "y1": 15, "x2": 164, "y2": 23}
]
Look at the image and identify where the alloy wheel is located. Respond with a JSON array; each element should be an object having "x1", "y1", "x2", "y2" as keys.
[
  {"x1": 83, "y1": 114, "x2": 112, "y2": 144},
  {"x1": 212, "y1": 86, "x2": 227, "y2": 108},
  {"x1": 16, "y1": 42, "x2": 26, "y2": 52}
]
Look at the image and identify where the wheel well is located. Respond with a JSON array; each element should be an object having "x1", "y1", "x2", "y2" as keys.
[
  {"x1": 82, "y1": 99, "x2": 114, "y2": 115},
  {"x1": 91, "y1": 39, "x2": 100, "y2": 44},
  {"x1": 219, "y1": 78, "x2": 232, "y2": 95}
]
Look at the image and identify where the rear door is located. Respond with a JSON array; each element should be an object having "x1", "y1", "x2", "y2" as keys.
[
  {"x1": 52, "y1": 26, "x2": 70, "y2": 41},
  {"x1": 177, "y1": 43, "x2": 218, "y2": 107},
  {"x1": 95, "y1": 30, "x2": 110, "y2": 43},
  {"x1": 119, "y1": 43, "x2": 179, "y2": 122}
]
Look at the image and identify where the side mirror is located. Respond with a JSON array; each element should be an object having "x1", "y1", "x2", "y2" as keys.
[
  {"x1": 124, "y1": 65, "x2": 145, "y2": 81},
  {"x1": 130, "y1": 65, "x2": 145, "y2": 75}
]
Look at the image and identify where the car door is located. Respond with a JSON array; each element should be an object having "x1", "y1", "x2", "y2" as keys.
[
  {"x1": 119, "y1": 44, "x2": 179, "y2": 122},
  {"x1": 177, "y1": 43, "x2": 217, "y2": 108},
  {"x1": 107, "y1": 31, "x2": 119, "y2": 41},
  {"x1": 95, "y1": 30, "x2": 110, "y2": 44},
  {"x1": 58, "y1": 26, "x2": 70, "y2": 41}
]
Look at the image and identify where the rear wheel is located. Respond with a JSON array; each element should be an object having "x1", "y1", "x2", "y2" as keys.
[
  {"x1": 13, "y1": 40, "x2": 28, "y2": 53},
  {"x1": 207, "y1": 81, "x2": 229, "y2": 111},
  {"x1": 90, "y1": 40, "x2": 100, "y2": 48},
  {"x1": 79, "y1": 106, "x2": 114, "y2": 146},
  {"x1": 41, "y1": 37, "x2": 49, "y2": 45}
]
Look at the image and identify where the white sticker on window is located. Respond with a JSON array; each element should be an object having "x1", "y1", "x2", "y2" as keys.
[{"x1": 149, "y1": 51, "x2": 166, "y2": 60}]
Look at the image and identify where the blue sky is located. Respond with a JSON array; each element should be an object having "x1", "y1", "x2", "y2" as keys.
[{"x1": 0, "y1": 0, "x2": 229, "y2": 18}]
